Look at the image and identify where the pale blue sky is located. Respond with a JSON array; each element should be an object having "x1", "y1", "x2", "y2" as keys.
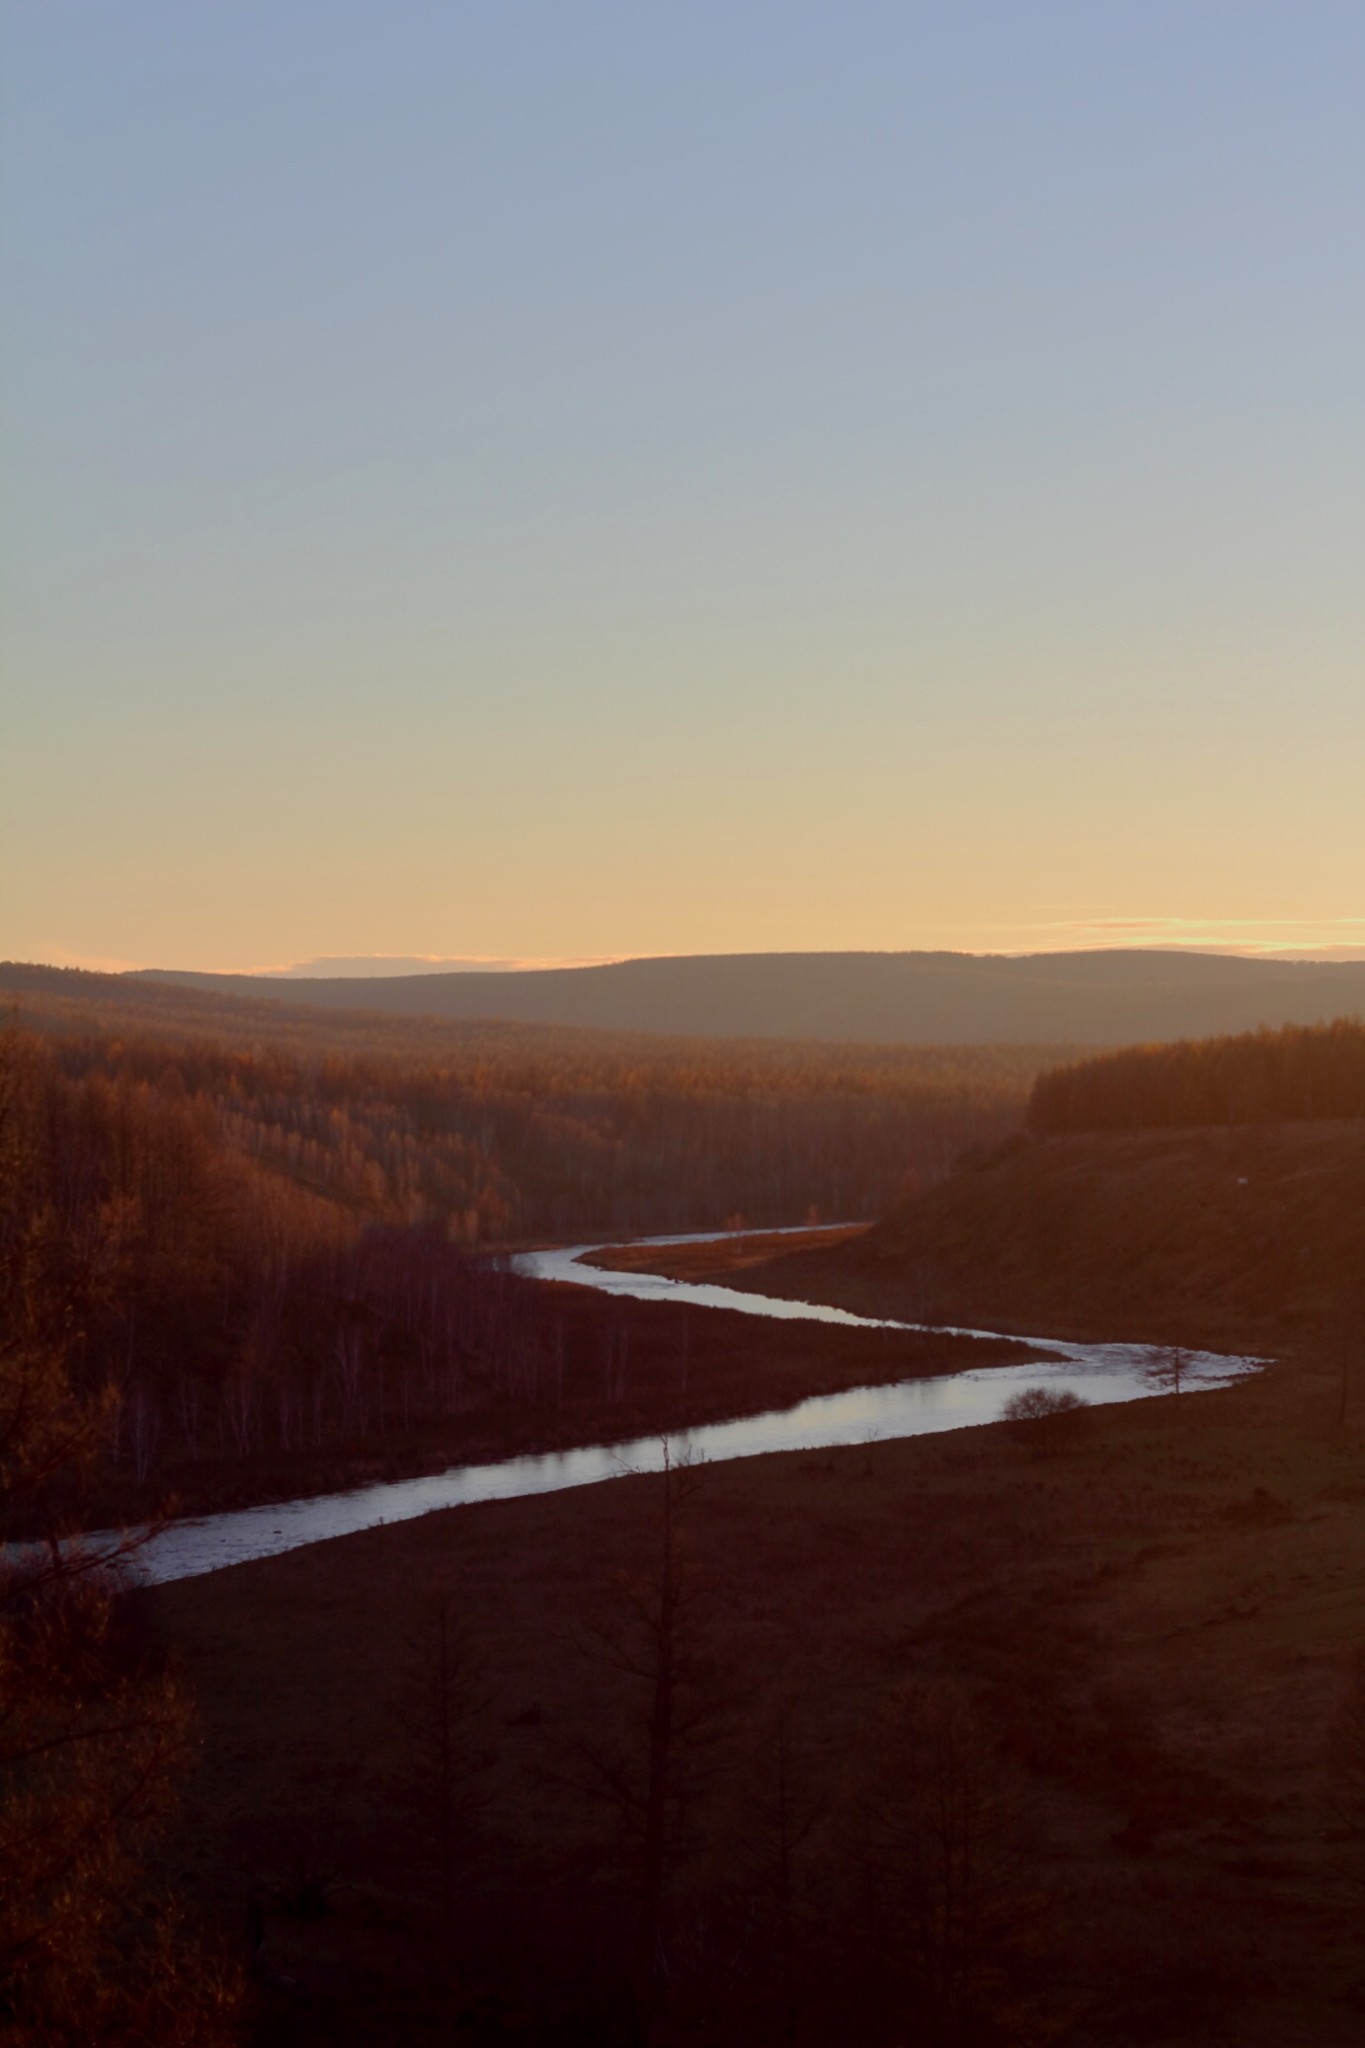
[{"x1": 4, "y1": 2, "x2": 1362, "y2": 969}]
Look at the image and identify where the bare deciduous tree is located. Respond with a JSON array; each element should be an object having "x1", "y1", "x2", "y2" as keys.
[
  {"x1": 1325, "y1": 1646, "x2": 1365, "y2": 1894},
  {"x1": 729, "y1": 1703, "x2": 826, "y2": 2046},
  {"x1": 1150, "y1": 1346, "x2": 1190, "y2": 1399},
  {"x1": 568, "y1": 1447, "x2": 727, "y2": 2036},
  {"x1": 389, "y1": 1590, "x2": 493, "y2": 1949},
  {"x1": 849, "y1": 1682, "x2": 1049, "y2": 2045}
]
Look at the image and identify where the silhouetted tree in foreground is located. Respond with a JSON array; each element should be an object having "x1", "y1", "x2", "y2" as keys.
[
  {"x1": 569, "y1": 1449, "x2": 727, "y2": 2040},
  {"x1": 389, "y1": 1591, "x2": 493, "y2": 1950},
  {"x1": 1325, "y1": 1647, "x2": 1365, "y2": 1895},
  {"x1": 1149, "y1": 1346, "x2": 1190, "y2": 1399},
  {"x1": 726, "y1": 1704, "x2": 827, "y2": 2046},
  {"x1": 847, "y1": 1683, "x2": 1050, "y2": 2046},
  {"x1": 0, "y1": 1033, "x2": 244, "y2": 2045}
]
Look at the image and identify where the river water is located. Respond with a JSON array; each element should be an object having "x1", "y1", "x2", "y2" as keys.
[{"x1": 104, "y1": 1231, "x2": 1262, "y2": 1586}]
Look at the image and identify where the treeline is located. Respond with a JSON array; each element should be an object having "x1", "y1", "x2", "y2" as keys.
[
  {"x1": 18, "y1": 1005, "x2": 1040, "y2": 1242},
  {"x1": 1027, "y1": 1018, "x2": 1365, "y2": 1135}
]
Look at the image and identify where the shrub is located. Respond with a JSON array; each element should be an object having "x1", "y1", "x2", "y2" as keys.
[{"x1": 1001, "y1": 1386, "x2": 1090, "y2": 1456}]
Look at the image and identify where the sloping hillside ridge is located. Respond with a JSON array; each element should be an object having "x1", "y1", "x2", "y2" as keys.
[
  {"x1": 124, "y1": 948, "x2": 1365, "y2": 1045},
  {"x1": 744, "y1": 1120, "x2": 1365, "y2": 1351}
]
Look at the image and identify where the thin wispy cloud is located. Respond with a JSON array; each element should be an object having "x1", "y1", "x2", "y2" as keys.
[{"x1": 901, "y1": 918, "x2": 1365, "y2": 962}]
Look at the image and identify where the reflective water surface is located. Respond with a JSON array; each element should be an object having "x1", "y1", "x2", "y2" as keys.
[{"x1": 116, "y1": 1231, "x2": 1263, "y2": 1585}]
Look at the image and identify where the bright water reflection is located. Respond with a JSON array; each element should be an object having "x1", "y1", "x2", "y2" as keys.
[{"x1": 121, "y1": 1231, "x2": 1262, "y2": 1585}]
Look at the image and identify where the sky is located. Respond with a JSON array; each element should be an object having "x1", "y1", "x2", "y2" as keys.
[{"x1": 3, "y1": 2, "x2": 1362, "y2": 973}]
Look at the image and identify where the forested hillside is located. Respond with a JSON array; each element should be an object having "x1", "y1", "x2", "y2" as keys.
[
  {"x1": 1029, "y1": 1018, "x2": 1365, "y2": 1133},
  {"x1": 0, "y1": 1001, "x2": 1039, "y2": 1508},
  {"x1": 1, "y1": 965, "x2": 1050, "y2": 1234}
]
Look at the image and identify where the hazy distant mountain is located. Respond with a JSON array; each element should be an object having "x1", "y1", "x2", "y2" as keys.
[
  {"x1": 263, "y1": 955, "x2": 604, "y2": 978},
  {"x1": 124, "y1": 950, "x2": 1365, "y2": 1046}
]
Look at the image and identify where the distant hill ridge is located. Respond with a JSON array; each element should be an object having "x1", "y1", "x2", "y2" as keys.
[{"x1": 124, "y1": 949, "x2": 1365, "y2": 1046}]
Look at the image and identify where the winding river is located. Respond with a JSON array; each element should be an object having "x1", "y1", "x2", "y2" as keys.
[{"x1": 109, "y1": 1230, "x2": 1262, "y2": 1585}]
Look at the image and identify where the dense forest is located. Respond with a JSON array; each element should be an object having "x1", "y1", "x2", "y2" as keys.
[
  {"x1": 0, "y1": 1007, "x2": 1040, "y2": 1503},
  {"x1": 1027, "y1": 1017, "x2": 1365, "y2": 1134},
  {"x1": 8, "y1": 1009, "x2": 1044, "y2": 1241}
]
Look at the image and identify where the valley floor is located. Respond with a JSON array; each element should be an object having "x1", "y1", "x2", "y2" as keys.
[
  {"x1": 143, "y1": 1285, "x2": 1364, "y2": 2045},
  {"x1": 87, "y1": 1252, "x2": 1030, "y2": 1530}
]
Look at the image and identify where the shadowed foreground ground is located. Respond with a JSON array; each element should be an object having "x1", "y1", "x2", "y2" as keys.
[{"x1": 145, "y1": 1319, "x2": 1364, "y2": 2046}]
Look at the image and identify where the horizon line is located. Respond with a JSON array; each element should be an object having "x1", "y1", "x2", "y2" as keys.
[{"x1": 19, "y1": 934, "x2": 1365, "y2": 978}]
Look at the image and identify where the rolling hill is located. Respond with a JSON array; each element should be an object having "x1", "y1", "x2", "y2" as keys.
[{"x1": 128, "y1": 948, "x2": 1365, "y2": 1045}]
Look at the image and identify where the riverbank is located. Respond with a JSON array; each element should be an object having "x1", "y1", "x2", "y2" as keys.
[
  {"x1": 580, "y1": 1221, "x2": 866, "y2": 1279},
  {"x1": 73, "y1": 1245, "x2": 1043, "y2": 1531},
  {"x1": 697, "y1": 1123, "x2": 1365, "y2": 1356}
]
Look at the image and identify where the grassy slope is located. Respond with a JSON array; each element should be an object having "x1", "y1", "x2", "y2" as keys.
[{"x1": 728, "y1": 1120, "x2": 1365, "y2": 1352}]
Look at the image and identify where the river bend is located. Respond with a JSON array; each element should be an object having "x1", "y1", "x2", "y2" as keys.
[{"x1": 97, "y1": 1230, "x2": 1262, "y2": 1585}]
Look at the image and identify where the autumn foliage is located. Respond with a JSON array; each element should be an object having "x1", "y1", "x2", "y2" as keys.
[
  {"x1": 0, "y1": 1035, "x2": 245, "y2": 2044},
  {"x1": 0, "y1": 1010, "x2": 1041, "y2": 1506},
  {"x1": 1028, "y1": 1017, "x2": 1365, "y2": 1134}
]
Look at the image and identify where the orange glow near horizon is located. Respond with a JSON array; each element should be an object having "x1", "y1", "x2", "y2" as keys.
[
  {"x1": 27, "y1": 921, "x2": 1365, "y2": 979},
  {"x1": 4, "y1": 8, "x2": 1361, "y2": 982}
]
